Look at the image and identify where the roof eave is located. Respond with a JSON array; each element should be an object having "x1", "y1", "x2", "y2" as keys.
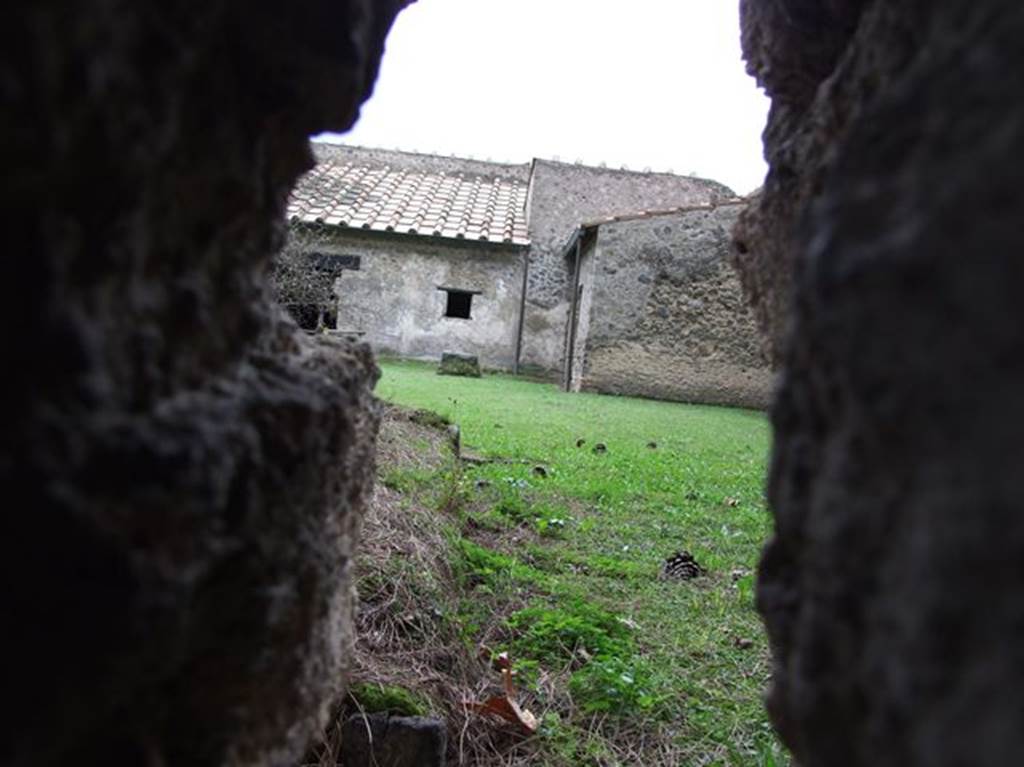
[{"x1": 287, "y1": 217, "x2": 530, "y2": 251}]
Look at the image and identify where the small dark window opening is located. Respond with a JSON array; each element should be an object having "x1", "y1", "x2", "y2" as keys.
[{"x1": 443, "y1": 289, "x2": 473, "y2": 319}]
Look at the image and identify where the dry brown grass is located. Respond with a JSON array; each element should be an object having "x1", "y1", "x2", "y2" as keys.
[{"x1": 303, "y1": 405, "x2": 551, "y2": 767}]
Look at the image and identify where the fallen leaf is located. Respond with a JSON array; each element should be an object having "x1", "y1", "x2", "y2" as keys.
[
  {"x1": 465, "y1": 666, "x2": 537, "y2": 734},
  {"x1": 467, "y1": 694, "x2": 538, "y2": 734}
]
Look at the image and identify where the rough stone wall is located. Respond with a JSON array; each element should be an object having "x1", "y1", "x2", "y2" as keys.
[
  {"x1": 307, "y1": 229, "x2": 526, "y2": 369},
  {"x1": 572, "y1": 205, "x2": 772, "y2": 409},
  {"x1": 732, "y1": 0, "x2": 868, "y2": 362},
  {"x1": 522, "y1": 160, "x2": 734, "y2": 373},
  {"x1": 2, "y1": 1, "x2": 408, "y2": 765},
  {"x1": 741, "y1": 1, "x2": 1024, "y2": 765}
]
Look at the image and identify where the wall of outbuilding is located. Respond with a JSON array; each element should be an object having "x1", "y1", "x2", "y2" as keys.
[
  {"x1": 520, "y1": 160, "x2": 735, "y2": 375},
  {"x1": 569, "y1": 204, "x2": 772, "y2": 409},
  {"x1": 304, "y1": 229, "x2": 526, "y2": 370}
]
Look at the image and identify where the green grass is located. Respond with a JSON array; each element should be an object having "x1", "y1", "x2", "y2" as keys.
[
  {"x1": 348, "y1": 682, "x2": 430, "y2": 717},
  {"x1": 375, "y1": 359, "x2": 784, "y2": 766}
]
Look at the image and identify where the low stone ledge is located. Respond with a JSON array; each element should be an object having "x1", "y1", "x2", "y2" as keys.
[{"x1": 438, "y1": 352, "x2": 481, "y2": 378}]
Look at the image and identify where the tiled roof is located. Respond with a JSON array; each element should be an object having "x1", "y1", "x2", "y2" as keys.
[{"x1": 288, "y1": 155, "x2": 530, "y2": 246}]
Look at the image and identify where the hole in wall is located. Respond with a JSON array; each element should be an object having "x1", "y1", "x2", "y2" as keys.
[{"x1": 441, "y1": 288, "x2": 473, "y2": 319}]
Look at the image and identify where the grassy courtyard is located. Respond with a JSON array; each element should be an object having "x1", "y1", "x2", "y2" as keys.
[{"x1": 363, "y1": 359, "x2": 783, "y2": 766}]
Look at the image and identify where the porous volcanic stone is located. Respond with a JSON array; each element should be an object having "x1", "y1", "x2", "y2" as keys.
[
  {"x1": 740, "y1": 1, "x2": 1024, "y2": 765},
  {"x1": 438, "y1": 352, "x2": 482, "y2": 377},
  {"x1": 732, "y1": 0, "x2": 867, "y2": 364},
  {"x1": 1, "y1": 1, "x2": 409, "y2": 765}
]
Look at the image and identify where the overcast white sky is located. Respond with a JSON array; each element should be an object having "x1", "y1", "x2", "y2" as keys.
[{"x1": 319, "y1": 1, "x2": 769, "y2": 195}]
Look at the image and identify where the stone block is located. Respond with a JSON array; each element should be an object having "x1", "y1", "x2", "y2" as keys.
[
  {"x1": 438, "y1": 352, "x2": 481, "y2": 377},
  {"x1": 341, "y1": 714, "x2": 447, "y2": 767}
]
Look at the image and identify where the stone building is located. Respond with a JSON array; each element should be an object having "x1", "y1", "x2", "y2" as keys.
[
  {"x1": 287, "y1": 143, "x2": 772, "y2": 407},
  {"x1": 563, "y1": 203, "x2": 770, "y2": 409},
  {"x1": 287, "y1": 147, "x2": 530, "y2": 370},
  {"x1": 518, "y1": 157, "x2": 735, "y2": 375}
]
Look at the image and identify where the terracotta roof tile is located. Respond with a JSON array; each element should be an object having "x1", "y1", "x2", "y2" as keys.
[{"x1": 287, "y1": 154, "x2": 530, "y2": 246}]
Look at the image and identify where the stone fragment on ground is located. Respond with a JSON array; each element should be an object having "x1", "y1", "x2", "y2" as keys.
[
  {"x1": 438, "y1": 352, "x2": 481, "y2": 377},
  {"x1": 459, "y1": 450, "x2": 490, "y2": 466},
  {"x1": 445, "y1": 424, "x2": 461, "y2": 457},
  {"x1": 341, "y1": 713, "x2": 447, "y2": 767}
]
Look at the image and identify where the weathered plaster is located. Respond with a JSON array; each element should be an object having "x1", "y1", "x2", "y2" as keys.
[
  {"x1": 521, "y1": 160, "x2": 735, "y2": 372},
  {"x1": 569, "y1": 204, "x2": 772, "y2": 409},
  {"x1": 309, "y1": 229, "x2": 526, "y2": 370}
]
